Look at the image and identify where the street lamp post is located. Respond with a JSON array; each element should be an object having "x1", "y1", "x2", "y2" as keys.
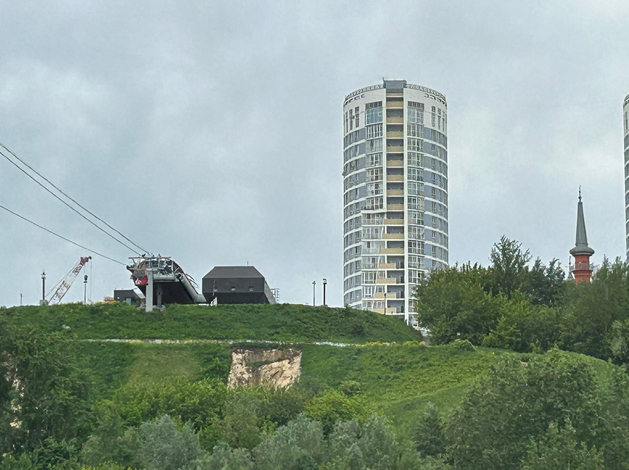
[
  {"x1": 83, "y1": 275, "x2": 88, "y2": 304},
  {"x1": 323, "y1": 278, "x2": 327, "y2": 306},
  {"x1": 312, "y1": 281, "x2": 316, "y2": 306},
  {"x1": 384, "y1": 291, "x2": 387, "y2": 314},
  {"x1": 41, "y1": 270, "x2": 46, "y2": 305}
]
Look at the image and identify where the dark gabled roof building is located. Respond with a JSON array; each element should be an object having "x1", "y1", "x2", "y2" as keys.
[{"x1": 202, "y1": 266, "x2": 276, "y2": 304}]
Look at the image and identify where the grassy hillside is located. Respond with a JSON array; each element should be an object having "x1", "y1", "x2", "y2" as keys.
[
  {"x1": 1, "y1": 303, "x2": 422, "y2": 343},
  {"x1": 74, "y1": 338, "x2": 508, "y2": 432},
  {"x1": 77, "y1": 339, "x2": 614, "y2": 434},
  {"x1": 1, "y1": 303, "x2": 616, "y2": 435}
]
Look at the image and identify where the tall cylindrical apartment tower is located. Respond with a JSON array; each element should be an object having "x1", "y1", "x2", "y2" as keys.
[
  {"x1": 624, "y1": 94, "x2": 629, "y2": 259},
  {"x1": 342, "y1": 80, "x2": 448, "y2": 325}
]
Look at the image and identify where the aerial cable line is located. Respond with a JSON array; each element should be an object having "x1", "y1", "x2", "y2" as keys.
[
  {"x1": 0, "y1": 203, "x2": 126, "y2": 266},
  {"x1": 0, "y1": 142, "x2": 150, "y2": 255},
  {"x1": 0, "y1": 146, "x2": 144, "y2": 256}
]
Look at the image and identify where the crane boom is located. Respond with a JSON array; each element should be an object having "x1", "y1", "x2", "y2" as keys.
[{"x1": 47, "y1": 256, "x2": 91, "y2": 305}]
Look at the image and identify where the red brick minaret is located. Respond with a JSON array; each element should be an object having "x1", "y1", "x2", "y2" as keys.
[{"x1": 569, "y1": 189, "x2": 594, "y2": 284}]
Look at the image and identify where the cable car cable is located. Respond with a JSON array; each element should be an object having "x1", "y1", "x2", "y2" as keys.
[
  {"x1": 0, "y1": 142, "x2": 150, "y2": 254},
  {"x1": 0, "y1": 147, "x2": 143, "y2": 255},
  {"x1": 0, "y1": 203, "x2": 126, "y2": 265}
]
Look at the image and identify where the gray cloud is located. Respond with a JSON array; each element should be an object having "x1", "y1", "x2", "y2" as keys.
[{"x1": 1, "y1": 0, "x2": 628, "y2": 307}]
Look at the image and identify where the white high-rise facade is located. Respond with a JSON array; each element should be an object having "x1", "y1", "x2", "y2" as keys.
[
  {"x1": 624, "y1": 94, "x2": 629, "y2": 259},
  {"x1": 343, "y1": 79, "x2": 448, "y2": 324}
]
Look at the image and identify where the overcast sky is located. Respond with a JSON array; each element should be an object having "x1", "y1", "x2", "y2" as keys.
[{"x1": 1, "y1": 1, "x2": 628, "y2": 307}]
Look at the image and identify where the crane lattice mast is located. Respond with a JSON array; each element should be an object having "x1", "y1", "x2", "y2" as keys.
[{"x1": 47, "y1": 256, "x2": 92, "y2": 305}]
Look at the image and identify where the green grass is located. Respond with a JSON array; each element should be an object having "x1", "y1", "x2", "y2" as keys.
[
  {"x1": 299, "y1": 343, "x2": 511, "y2": 432},
  {"x1": 2, "y1": 303, "x2": 422, "y2": 343},
  {"x1": 75, "y1": 339, "x2": 510, "y2": 432},
  {"x1": 3, "y1": 303, "x2": 618, "y2": 435}
]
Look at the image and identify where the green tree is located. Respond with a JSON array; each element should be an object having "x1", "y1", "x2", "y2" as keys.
[
  {"x1": 414, "y1": 403, "x2": 445, "y2": 458},
  {"x1": 0, "y1": 454, "x2": 36, "y2": 470},
  {"x1": 81, "y1": 402, "x2": 141, "y2": 468},
  {"x1": 113, "y1": 378, "x2": 226, "y2": 449},
  {"x1": 522, "y1": 421, "x2": 603, "y2": 470},
  {"x1": 415, "y1": 265, "x2": 503, "y2": 345},
  {"x1": 305, "y1": 389, "x2": 369, "y2": 435},
  {"x1": 197, "y1": 442, "x2": 253, "y2": 470},
  {"x1": 487, "y1": 236, "x2": 531, "y2": 298},
  {"x1": 137, "y1": 415, "x2": 204, "y2": 470},
  {"x1": 221, "y1": 392, "x2": 262, "y2": 450},
  {"x1": 524, "y1": 258, "x2": 566, "y2": 306},
  {"x1": 252, "y1": 414, "x2": 326, "y2": 470},
  {"x1": 0, "y1": 322, "x2": 92, "y2": 453},
  {"x1": 482, "y1": 295, "x2": 563, "y2": 353},
  {"x1": 445, "y1": 351, "x2": 603, "y2": 470},
  {"x1": 559, "y1": 258, "x2": 629, "y2": 360}
]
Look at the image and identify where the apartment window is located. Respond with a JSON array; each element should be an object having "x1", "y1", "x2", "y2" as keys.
[
  {"x1": 408, "y1": 105, "x2": 424, "y2": 124},
  {"x1": 408, "y1": 152, "x2": 422, "y2": 167},
  {"x1": 366, "y1": 168, "x2": 383, "y2": 182},
  {"x1": 363, "y1": 214, "x2": 384, "y2": 226},
  {"x1": 409, "y1": 210, "x2": 423, "y2": 225},
  {"x1": 363, "y1": 271, "x2": 377, "y2": 284},
  {"x1": 364, "y1": 240, "x2": 385, "y2": 254},
  {"x1": 363, "y1": 286, "x2": 374, "y2": 299},
  {"x1": 408, "y1": 255, "x2": 421, "y2": 269},
  {"x1": 366, "y1": 182, "x2": 383, "y2": 196},
  {"x1": 367, "y1": 153, "x2": 383, "y2": 167},
  {"x1": 366, "y1": 124, "x2": 383, "y2": 139},
  {"x1": 409, "y1": 240, "x2": 425, "y2": 254},
  {"x1": 362, "y1": 226, "x2": 384, "y2": 239},
  {"x1": 408, "y1": 196, "x2": 424, "y2": 210},
  {"x1": 408, "y1": 167, "x2": 423, "y2": 182},
  {"x1": 365, "y1": 197, "x2": 384, "y2": 210},
  {"x1": 409, "y1": 225, "x2": 424, "y2": 240},
  {"x1": 431, "y1": 106, "x2": 436, "y2": 127},
  {"x1": 355, "y1": 107, "x2": 360, "y2": 127},
  {"x1": 366, "y1": 139, "x2": 383, "y2": 152},
  {"x1": 363, "y1": 256, "x2": 384, "y2": 269},
  {"x1": 408, "y1": 269, "x2": 419, "y2": 284},
  {"x1": 408, "y1": 123, "x2": 423, "y2": 137},
  {"x1": 408, "y1": 182, "x2": 423, "y2": 196},
  {"x1": 349, "y1": 109, "x2": 354, "y2": 130},
  {"x1": 407, "y1": 138, "x2": 422, "y2": 152},
  {"x1": 366, "y1": 102, "x2": 383, "y2": 124}
]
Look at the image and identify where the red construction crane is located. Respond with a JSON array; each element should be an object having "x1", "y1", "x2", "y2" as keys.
[{"x1": 46, "y1": 256, "x2": 92, "y2": 305}]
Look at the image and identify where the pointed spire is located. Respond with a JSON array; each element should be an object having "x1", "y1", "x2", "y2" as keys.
[{"x1": 570, "y1": 188, "x2": 595, "y2": 256}]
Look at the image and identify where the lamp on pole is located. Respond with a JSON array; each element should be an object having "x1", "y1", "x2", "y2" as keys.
[
  {"x1": 384, "y1": 291, "x2": 387, "y2": 314},
  {"x1": 83, "y1": 275, "x2": 88, "y2": 304},
  {"x1": 40, "y1": 270, "x2": 46, "y2": 306},
  {"x1": 312, "y1": 280, "x2": 316, "y2": 306},
  {"x1": 322, "y1": 278, "x2": 327, "y2": 306}
]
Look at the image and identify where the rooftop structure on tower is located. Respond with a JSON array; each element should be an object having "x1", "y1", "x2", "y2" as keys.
[{"x1": 569, "y1": 189, "x2": 594, "y2": 284}]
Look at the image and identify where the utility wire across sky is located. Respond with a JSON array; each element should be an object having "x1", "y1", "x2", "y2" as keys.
[
  {"x1": 0, "y1": 203, "x2": 126, "y2": 266},
  {"x1": 0, "y1": 141, "x2": 150, "y2": 256}
]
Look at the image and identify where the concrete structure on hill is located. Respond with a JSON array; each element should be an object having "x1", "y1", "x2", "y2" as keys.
[
  {"x1": 569, "y1": 190, "x2": 595, "y2": 284},
  {"x1": 342, "y1": 79, "x2": 448, "y2": 324},
  {"x1": 202, "y1": 266, "x2": 276, "y2": 304}
]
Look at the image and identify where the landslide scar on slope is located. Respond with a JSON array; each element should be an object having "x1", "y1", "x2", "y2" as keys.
[{"x1": 227, "y1": 348, "x2": 302, "y2": 389}]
